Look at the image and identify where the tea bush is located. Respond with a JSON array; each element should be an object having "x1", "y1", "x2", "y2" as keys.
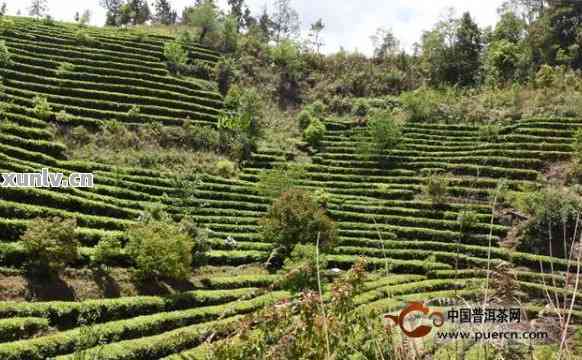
[{"x1": 32, "y1": 95, "x2": 52, "y2": 120}]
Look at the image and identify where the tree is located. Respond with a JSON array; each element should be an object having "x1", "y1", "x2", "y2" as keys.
[
  {"x1": 260, "y1": 188, "x2": 337, "y2": 269},
  {"x1": 0, "y1": 2, "x2": 7, "y2": 16},
  {"x1": 370, "y1": 27, "x2": 400, "y2": 59},
  {"x1": 186, "y1": 0, "x2": 220, "y2": 44},
  {"x1": 154, "y1": 0, "x2": 176, "y2": 25},
  {"x1": 455, "y1": 12, "x2": 482, "y2": 85},
  {"x1": 271, "y1": 0, "x2": 300, "y2": 43},
  {"x1": 99, "y1": 0, "x2": 123, "y2": 26},
  {"x1": 258, "y1": 8, "x2": 274, "y2": 41},
  {"x1": 499, "y1": 0, "x2": 545, "y2": 24},
  {"x1": 227, "y1": 0, "x2": 244, "y2": 32},
  {"x1": 28, "y1": 0, "x2": 48, "y2": 19},
  {"x1": 79, "y1": 9, "x2": 92, "y2": 26},
  {"x1": 128, "y1": 0, "x2": 150, "y2": 25},
  {"x1": 308, "y1": 18, "x2": 325, "y2": 53},
  {"x1": 492, "y1": 11, "x2": 527, "y2": 43}
]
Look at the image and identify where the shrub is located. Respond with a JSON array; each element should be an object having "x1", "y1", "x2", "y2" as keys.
[
  {"x1": 20, "y1": 217, "x2": 79, "y2": 272},
  {"x1": 127, "y1": 105, "x2": 141, "y2": 120},
  {"x1": 32, "y1": 95, "x2": 52, "y2": 120},
  {"x1": 281, "y1": 244, "x2": 327, "y2": 292},
  {"x1": 367, "y1": 110, "x2": 402, "y2": 152},
  {"x1": 314, "y1": 188, "x2": 331, "y2": 209},
  {"x1": 214, "y1": 57, "x2": 238, "y2": 96},
  {"x1": 513, "y1": 186, "x2": 582, "y2": 257},
  {"x1": 56, "y1": 62, "x2": 75, "y2": 77},
  {"x1": 260, "y1": 188, "x2": 337, "y2": 269},
  {"x1": 297, "y1": 109, "x2": 313, "y2": 130},
  {"x1": 352, "y1": 98, "x2": 370, "y2": 116},
  {"x1": 164, "y1": 40, "x2": 188, "y2": 72},
  {"x1": 125, "y1": 219, "x2": 194, "y2": 281},
  {"x1": 55, "y1": 110, "x2": 74, "y2": 123},
  {"x1": 457, "y1": 209, "x2": 479, "y2": 235},
  {"x1": 257, "y1": 163, "x2": 306, "y2": 198},
  {"x1": 424, "y1": 172, "x2": 449, "y2": 205},
  {"x1": 75, "y1": 30, "x2": 97, "y2": 46},
  {"x1": 479, "y1": 123, "x2": 501, "y2": 142},
  {"x1": 92, "y1": 235, "x2": 123, "y2": 267},
  {"x1": 303, "y1": 118, "x2": 325, "y2": 147},
  {"x1": 305, "y1": 100, "x2": 327, "y2": 118},
  {"x1": 0, "y1": 40, "x2": 10, "y2": 66},
  {"x1": 215, "y1": 159, "x2": 237, "y2": 178}
]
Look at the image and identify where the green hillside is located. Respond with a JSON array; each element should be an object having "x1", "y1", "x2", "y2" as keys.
[{"x1": 0, "y1": 12, "x2": 580, "y2": 360}]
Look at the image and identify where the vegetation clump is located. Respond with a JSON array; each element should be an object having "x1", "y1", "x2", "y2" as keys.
[
  {"x1": 21, "y1": 217, "x2": 80, "y2": 273},
  {"x1": 260, "y1": 188, "x2": 337, "y2": 270}
]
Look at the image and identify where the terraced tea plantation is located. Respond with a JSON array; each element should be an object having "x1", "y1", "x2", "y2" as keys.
[{"x1": 0, "y1": 18, "x2": 580, "y2": 359}]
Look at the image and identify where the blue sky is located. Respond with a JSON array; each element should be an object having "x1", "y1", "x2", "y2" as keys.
[{"x1": 3, "y1": 0, "x2": 505, "y2": 55}]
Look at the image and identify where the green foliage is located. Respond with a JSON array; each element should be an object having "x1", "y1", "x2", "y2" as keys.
[
  {"x1": 305, "y1": 100, "x2": 326, "y2": 118},
  {"x1": 215, "y1": 159, "x2": 237, "y2": 178},
  {"x1": 270, "y1": 39, "x2": 303, "y2": 79},
  {"x1": 207, "y1": 259, "x2": 394, "y2": 359},
  {"x1": 352, "y1": 98, "x2": 370, "y2": 117},
  {"x1": 424, "y1": 172, "x2": 449, "y2": 205},
  {"x1": 127, "y1": 105, "x2": 141, "y2": 120},
  {"x1": 56, "y1": 62, "x2": 75, "y2": 77},
  {"x1": 20, "y1": 217, "x2": 79, "y2": 272},
  {"x1": 125, "y1": 218, "x2": 194, "y2": 281},
  {"x1": 185, "y1": 0, "x2": 220, "y2": 44},
  {"x1": 457, "y1": 209, "x2": 479, "y2": 235},
  {"x1": 260, "y1": 188, "x2": 337, "y2": 269},
  {"x1": 91, "y1": 235, "x2": 123, "y2": 267},
  {"x1": 74, "y1": 30, "x2": 97, "y2": 46},
  {"x1": 366, "y1": 110, "x2": 402, "y2": 152},
  {"x1": 281, "y1": 244, "x2": 326, "y2": 292},
  {"x1": 313, "y1": 188, "x2": 331, "y2": 209},
  {"x1": 0, "y1": 39, "x2": 10, "y2": 67},
  {"x1": 297, "y1": 109, "x2": 313, "y2": 130},
  {"x1": 214, "y1": 57, "x2": 238, "y2": 96},
  {"x1": 219, "y1": 86, "x2": 262, "y2": 139},
  {"x1": 257, "y1": 163, "x2": 306, "y2": 198},
  {"x1": 0, "y1": 18, "x2": 15, "y2": 34},
  {"x1": 163, "y1": 40, "x2": 188, "y2": 73},
  {"x1": 32, "y1": 95, "x2": 52, "y2": 120},
  {"x1": 222, "y1": 15, "x2": 239, "y2": 53},
  {"x1": 303, "y1": 118, "x2": 325, "y2": 147},
  {"x1": 513, "y1": 186, "x2": 582, "y2": 257},
  {"x1": 479, "y1": 123, "x2": 501, "y2": 142}
]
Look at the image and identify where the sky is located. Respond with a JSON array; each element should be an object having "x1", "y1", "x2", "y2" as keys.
[{"x1": 3, "y1": 0, "x2": 506, "y2": 55}]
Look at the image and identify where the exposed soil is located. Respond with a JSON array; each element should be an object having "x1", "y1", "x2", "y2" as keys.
[{"x1": 0, "y1": 265, "x2": 267, "y2": 302}]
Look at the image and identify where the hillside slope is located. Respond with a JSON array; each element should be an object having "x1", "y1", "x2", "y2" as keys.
[{"x1": 0, "y1": 18, "x2": 580, "y2": 358}]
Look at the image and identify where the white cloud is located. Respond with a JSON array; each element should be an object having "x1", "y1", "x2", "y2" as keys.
[{"x1": 3, "y1": 0, "x2": 504, "y2": 55}]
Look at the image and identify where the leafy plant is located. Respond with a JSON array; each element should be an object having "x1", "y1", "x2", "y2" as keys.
[
  {"x1": 0, "y1": 40, "x2": 10, "y2": 66},
  {"x1": 297, "y1": 109, "x2": 313, "y2": 130},
  {"x1": 366, "y1": 110, "x2": 402, "y2": 152},
  {"x1": 424, "y1": 172, "x2": 449, "y2": 205},
  {"x1": 281, "y1": 244, "x2": 327, "y2": 292},
  {"x1": 92, "y1": 235, "x2": 123, "y2": 268},
  {"x1": 215, "y1": 159, "x2": 237, "y2": 178},
  {"x1": 257, "y1": 163, "x2": 306, "y2": 198},
  {"x1": 21, "y1": 217, "x2": 80, "y2": 273},
  {"x1": 32, "y1": 95, "x2": 52, "y2": 120},
  {"x1": 56, "y1": 62, "x2": 75, "y2": 77},
  {"x1": 260, "y1": 188, "x2": 337, "y2": 269},
  {"x1": 125, "y1": 218, "x2": 194, "y2": 281},
  {"x1": 303, "y1": 118, "x2": 325, "y2": 147},
  {"x1": 163, "y1": 40, "x2": 188, "y2": 72}
]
